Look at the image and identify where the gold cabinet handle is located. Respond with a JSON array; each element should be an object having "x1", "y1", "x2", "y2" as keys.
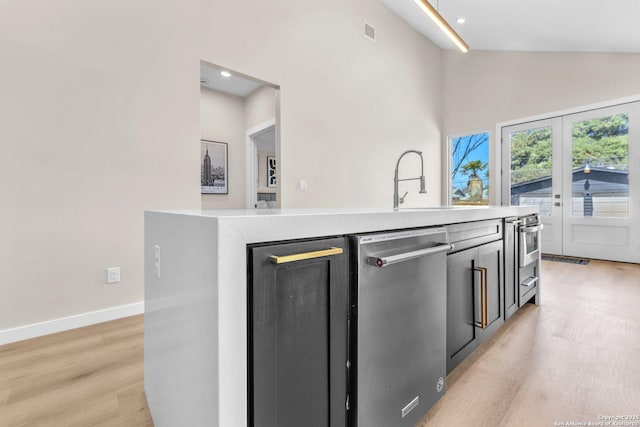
[
  {"x1": 269, "y1": 247, "x2": 343, "y2": 264},
  {"x1": 482, "y1": 267, "x2": 488, "y2": 328},
  {"x1": 473, "y1": 266, "x2": 483, "y2": 328},
  {"x1": 474, "y1": 267, "x2": 489, "y2": 329}
]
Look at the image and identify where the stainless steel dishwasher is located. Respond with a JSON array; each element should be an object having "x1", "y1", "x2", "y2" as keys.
[{"x1": 350, "y1": 227, "x2": 452, "y2": 427}]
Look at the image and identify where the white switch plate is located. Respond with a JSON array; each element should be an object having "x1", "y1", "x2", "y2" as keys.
[
  {"x1": 107, "y1": 267, "x2": 120, "y2": 284},
  {"x1": 299, "y1": 180, "x2": 308, "y2": 191},
  {"x1": 154, "y1": 245, "x2": 161, "y2": 278}
]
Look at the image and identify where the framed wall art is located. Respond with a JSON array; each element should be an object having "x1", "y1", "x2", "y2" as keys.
[
  {"x1": 267, "y1": 155, "x2": 276, "y2": 188},
  {"x1": 201, "y1": 140, "x2": 228, "y2": 194}
]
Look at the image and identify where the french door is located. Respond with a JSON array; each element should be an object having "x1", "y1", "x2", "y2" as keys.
[{"x1": 502, "y1": 102, "x2": 640, "y2": 263}]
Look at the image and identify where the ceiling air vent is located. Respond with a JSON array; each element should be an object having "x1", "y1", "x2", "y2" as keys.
[{"x1": 364, "y1": 22, "x2": 375, "y2": 41}]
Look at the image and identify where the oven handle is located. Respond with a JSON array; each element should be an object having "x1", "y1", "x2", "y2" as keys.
[{"x1": 520, "y1": 224, "x2": 544, "y2": 233}]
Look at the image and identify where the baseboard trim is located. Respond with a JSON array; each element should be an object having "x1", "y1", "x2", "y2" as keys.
[{"x1": 0, "y1": 302, "x2": 144, "y2": 346}]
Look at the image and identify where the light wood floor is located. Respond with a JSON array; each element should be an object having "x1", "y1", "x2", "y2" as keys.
[
  {"x1": 1, "y1": 260, "x2": 639, "y2": 426},
  {"x1": 0, "y1": 315, "x2": 152, "y2": 426}
]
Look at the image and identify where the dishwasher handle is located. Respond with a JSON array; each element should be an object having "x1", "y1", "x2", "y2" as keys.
[{"x1": 367, "y1": 243, "x2": 453, "y2": 268}]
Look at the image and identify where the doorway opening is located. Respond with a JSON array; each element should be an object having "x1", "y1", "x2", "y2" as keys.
[
  {"x1": 247, "y1": 120, "x2": 277, "y2": 208},
  {"x1": 199, "y1": 60, "x2": 280, "y2": 209}
]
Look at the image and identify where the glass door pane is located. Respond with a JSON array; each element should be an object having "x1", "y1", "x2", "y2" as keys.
[
  {"x1": 502, "y1": 117, "x2": 563, "y2": 256},
  {"x1": 570, "y1": 113, "x2": 629, "y2": 217},
  {"x1": 509, "y1": 126, "x2": 553, "y2": 216}
]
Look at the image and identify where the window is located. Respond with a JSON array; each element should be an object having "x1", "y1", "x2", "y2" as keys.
[{"x1": 449, "y1": 131, "x2": 490, "y2": 206}]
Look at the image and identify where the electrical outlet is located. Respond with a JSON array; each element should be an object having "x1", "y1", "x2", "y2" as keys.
[
  {"x1": 154, "y1": 245, "x2": 161, "y2": 278},
  {"x1": 299, "y1": 180, "x2": 308, "y2": 191},
  {"x1": 107, "y1": 267, "x2": 120, "y2": 284}
]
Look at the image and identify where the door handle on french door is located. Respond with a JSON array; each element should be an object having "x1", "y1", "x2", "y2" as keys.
[{"x1": 554, "y1": 194, "x2": 561, "y2": 206}]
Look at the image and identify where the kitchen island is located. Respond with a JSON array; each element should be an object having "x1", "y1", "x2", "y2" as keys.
[{"x1": 144, "y1": 206, "x2": 538, "y2": 427}]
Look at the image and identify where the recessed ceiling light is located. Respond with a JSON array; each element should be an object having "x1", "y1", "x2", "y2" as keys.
[
  {"x1": 457, "y1": 18, "x2": 466, "y2": 24},
  {"x1": 220, "y1": 71, "x2": 232, "y2": 78}
]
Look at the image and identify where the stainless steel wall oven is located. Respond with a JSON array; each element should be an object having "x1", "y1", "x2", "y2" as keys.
[
  {"x1": 504, "y1": 214, "x2": 541, "y2": 320},
  {"x1": 519, "y1": 214, "x2": 543, "y2": 268}
]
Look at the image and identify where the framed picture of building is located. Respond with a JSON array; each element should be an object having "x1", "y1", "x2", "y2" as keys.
[
  {"x1": 267, "y1": 156, "x2": 276, "y2": 188},
  {"x1": 201, "y1": 140, "x2": 228, "y2": 194}
]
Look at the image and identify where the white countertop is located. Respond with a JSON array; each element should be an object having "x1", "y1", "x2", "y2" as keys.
[
  {"x1": 151, "y1": 205, "x2": 534, "y2": 217},
  {"x1": 149, "y1": 205, "x2": 538, "y2": 244}
]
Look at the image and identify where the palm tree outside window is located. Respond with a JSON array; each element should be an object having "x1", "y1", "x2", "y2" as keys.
[{"x1": 450, "y1": 131, "x2": 490, "y2": 206}]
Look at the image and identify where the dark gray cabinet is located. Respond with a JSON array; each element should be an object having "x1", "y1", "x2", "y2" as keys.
[
  {"x1": 248, "y1": 237, "x2": 349, "y2": 427},
  {"x1": 446, "y1": 239, "x2": 503, "y2": 373}
]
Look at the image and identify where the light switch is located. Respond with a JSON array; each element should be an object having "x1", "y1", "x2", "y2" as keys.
[{"x1": 107, "y1": 267, "x2": 121, "y2": 284}]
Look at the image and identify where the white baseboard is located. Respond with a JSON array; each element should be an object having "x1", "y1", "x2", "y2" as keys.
[{"x1": 0, "y1": 302, "x2": 144, "y2": 346}]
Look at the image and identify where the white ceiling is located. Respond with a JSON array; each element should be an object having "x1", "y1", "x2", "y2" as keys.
[
  {"x1": 380, "y1": 0, "x2": 640, "y2": 53},
  {"x1": 200, "y1": 63, "x2": 262, "y2": 97}
]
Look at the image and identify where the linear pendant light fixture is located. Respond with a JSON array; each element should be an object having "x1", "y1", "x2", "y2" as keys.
[{"x1": 412, "y1": 0, "x2": 469, "y2": 52}]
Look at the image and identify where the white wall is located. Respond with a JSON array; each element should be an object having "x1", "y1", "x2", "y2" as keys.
[
  {"x1": 1, "y1": 0, "x2": 442, "y2": 333},
  {"x1": 245, "y1": 86, "x2": 277, "y2": 131},
  {"x1": 202, "y1": 0, "x2": 443, "y2": 208},
  {"x1": 200, "y1": 87, "x2": 247, "y2": 209},
  {"x1": 442, "y1": 50, "x2": 640, "y2": 202},
  {"x1": 443, "y1": 51, "x2": 640, "y2": 135},
  {"x1": 0, "y1": 1, "x2": 202, "y2": 332}
]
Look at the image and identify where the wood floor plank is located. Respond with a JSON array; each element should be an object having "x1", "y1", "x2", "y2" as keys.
[
  {"x1": 107, "y1": 384, "x2": 154, "y2": 427},
  {"x1": 0, "y1": 388, "x2": 9, "y2": 406},
  {"x1": 17, "y1": 395, "x2": 120, "y2": 427},
  {"x1": 0, "y1": 316, "x2": 148, "y2": 427},
  {"x1": 0, "y1": 334, "x2": 103, "y2": 373},
  {"x1": 6, "y1": 337, "x2": 142, "y2": 405}
]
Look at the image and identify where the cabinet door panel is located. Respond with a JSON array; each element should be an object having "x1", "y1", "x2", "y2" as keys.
[
  {"x1": 250, "y1": 237, "x2": 348, "y2": 427},
  {"x1": 478, "y1": 240, "x2": 503, "y2": 326},
  {"x1": 504, "y1": 223, "x2": 519, "y2": 319},
  {"x1": 447, "y1": 239, "x2": 505, "y2": 373},
  {"x1": 446, "y1": 248, "x2": 478, "y2": 372},
  {"x1": 478, "y1": 240, "x2": 504, "y2": 338},
  {"x1": 276, "y1": 262, "x2": 329, "y2": 424}
]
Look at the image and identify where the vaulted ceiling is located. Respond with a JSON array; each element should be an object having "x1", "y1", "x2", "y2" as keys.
[{"x1": 380, "y1": 0, "x2": 640, "y2": 53}]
